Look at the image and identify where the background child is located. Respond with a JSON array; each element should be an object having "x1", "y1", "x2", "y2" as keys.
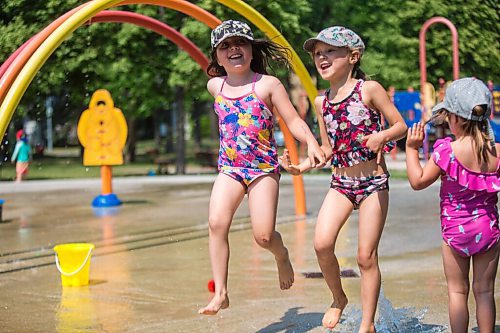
[
  {"x1": 406, "y1": 77, "x2": 499, "y2": 332},
  {"x1": 199, "y1": 20, "x2": 326, "y2": 315},
  {"x1": 11, "y1": 129, "x2": 31, "y2": 182},
  {"x1": 282, "y1": 26, "x2": 407, "y2": 332}
]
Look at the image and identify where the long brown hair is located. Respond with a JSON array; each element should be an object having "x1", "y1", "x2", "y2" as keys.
[
  {"x1": 351, "y1": 59, "x2": 366, "y2": 80},
  {"x1": 207, "y1": 39, "x2": 291, "y2": 77}
]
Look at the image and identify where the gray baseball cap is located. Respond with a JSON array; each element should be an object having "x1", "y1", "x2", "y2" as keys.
[
  {"x1": 303, "y1": 26, "x2": 365, "y2": 54},
  {"x1": 432, "y1": 77, "x2": 492, "y2": 121}
]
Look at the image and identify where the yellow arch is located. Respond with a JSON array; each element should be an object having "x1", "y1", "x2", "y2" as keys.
[
  {"x1": 0, "y1": 0, "x2": 314, "y2": 215},
  {"x1": 216, "y1": 0, "x2": 318, "y2": 107},
  {"x1": 0, "y1": 0, "x2": 318, "y2": 138}
]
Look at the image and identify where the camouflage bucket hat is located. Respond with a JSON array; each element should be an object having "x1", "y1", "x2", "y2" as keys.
[
  {"x1": 211, "y1": 20, "x2": 254, "y2": 49},
  {"x1": 303, "y1": 26, "x2": 365, "y2": 54}
]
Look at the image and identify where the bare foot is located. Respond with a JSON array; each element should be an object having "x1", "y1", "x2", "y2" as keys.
[
  {"x1": 276, "y1": 251, "x2": 294, "y2": 290},
  {"x1": 198, "y1": 294, "x2": 229, "y2": 315},
  {"x1": 358, "y1": 323, "x2": 376, "y2": 333},
  {"x1": 322, "y1": 297, "x2": 348, "y2": 329}
]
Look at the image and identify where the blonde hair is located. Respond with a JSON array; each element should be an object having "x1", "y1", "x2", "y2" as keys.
[
  {"x1": 432, "y1": 106, "x2": 493, "y2": 165},
  {"x1": 462, "y1": 105, "x2": 493, "y2": 166}
]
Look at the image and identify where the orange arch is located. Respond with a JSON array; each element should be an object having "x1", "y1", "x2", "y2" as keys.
[
  {"x1": 0, "y1": 0, "x2": 306, "y2": 216},
  {"x1": 0, "y1": 10, "x2": 209, "y2": 86},
  {"x1": 0, "y1": 4, "x2": 88, "y2": 102}
]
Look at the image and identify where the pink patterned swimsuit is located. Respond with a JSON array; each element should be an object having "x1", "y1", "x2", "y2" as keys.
[
  {"x1": 432, "y1": 138, "x2": 500, "y2": 257},
  {"x1": 214, "y1": 74, "x2": 279, "y2": 188}
]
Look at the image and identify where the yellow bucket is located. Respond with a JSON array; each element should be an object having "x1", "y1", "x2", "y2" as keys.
[{"x1": 54, "y1": 243, "x2": 95, "y2": 287}]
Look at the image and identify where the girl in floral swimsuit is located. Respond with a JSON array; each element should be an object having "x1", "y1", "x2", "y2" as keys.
[
  {"x1": 199, "y1": 20, "x2": 326, "y2": 316},
  {"x1": 406, "y1": 78, "x2": 499, "y2": 332},
  {"x1": 215, "y1": 73, "x2": 279, "y2": 187},
  {"x1": 281, "y1": 26, "x2": 407, "y2": 332}
]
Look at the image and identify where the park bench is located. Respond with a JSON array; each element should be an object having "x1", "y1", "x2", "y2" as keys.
[
  {"x1": 154, "y1": 154, "x2": 176, "y2": 175},
  {"x1": 153, "y1": 151, "x2": 217, "y2": 174},
  {"x1": 195, "y1": 150, "x2": 218, "y2": 172}
]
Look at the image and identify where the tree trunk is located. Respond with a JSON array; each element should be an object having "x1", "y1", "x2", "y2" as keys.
[
  {"x1": 209, "y1": 102, "x2": 218, "y2": 141},
  {"x1": 125, "y1": 117, "x2": 137, "y2": 163},
  {"x1": 192, "y1": 101, "x2": 202, "y2": 151},
  {"x1": 165, "y1": 107, "x2": 174, "y2": 153},
  {"x1": 174, "y1": 87, "x2": 185, "y2": 174},
  {"x1": 153, "y1": 108, "x2": 161, "y2": 148}
]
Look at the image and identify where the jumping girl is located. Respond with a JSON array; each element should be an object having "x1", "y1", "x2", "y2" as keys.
[{"x1": 199, "y1": 20, "x2": 326, "y2": 315}]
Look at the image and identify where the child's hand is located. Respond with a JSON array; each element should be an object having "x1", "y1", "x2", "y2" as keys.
[
  {"x1": 406, "y1": 122, "x2": 425, "y2": 149},
  {"x1": 361, "y1": 132, "x2": 386, "y2": 164},
  {"x1": 279, "y1": 149, "x2": 302, "y2": 175},
  {"x1": 306, "y1": 142, "x2": 326, "y2": 169}
]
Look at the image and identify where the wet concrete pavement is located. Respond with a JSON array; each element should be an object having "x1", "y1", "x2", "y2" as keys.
[{"x1": 0, "y1": 174, "x2": 498, "y2": 332}]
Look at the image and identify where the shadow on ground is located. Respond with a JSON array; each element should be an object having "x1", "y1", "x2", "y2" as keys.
[{"x1": 256, "y1": 307, "x2": 322, "y2": 333}]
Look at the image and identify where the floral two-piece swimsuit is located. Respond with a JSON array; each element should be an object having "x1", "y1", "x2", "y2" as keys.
[
  {"x1": 214, "y1": 73, "x2": 279, "y2": 188},
  {"x1": 323, "y1": 79, "x2": 395, "y2": 209}
]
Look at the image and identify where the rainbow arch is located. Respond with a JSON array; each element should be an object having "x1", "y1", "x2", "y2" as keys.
[
  {"x1": 0, "y1": 10, "x2": 209, "y2": 101},
  {"x1": 0, "y1": 0, "x2": 315, "y2": 216}
]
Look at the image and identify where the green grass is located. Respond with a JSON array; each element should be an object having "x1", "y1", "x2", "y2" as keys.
[
  {"x1": 0, "y1": 142, "x2": 408, "y2": 181},
  {"x1": 0, "y1": 157, "x2": 158, "y2": 181}
]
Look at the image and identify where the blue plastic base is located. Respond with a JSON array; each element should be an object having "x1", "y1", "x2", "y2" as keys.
[{"x1": 92, "y1": 193, "x2": 122, "y2": 207}]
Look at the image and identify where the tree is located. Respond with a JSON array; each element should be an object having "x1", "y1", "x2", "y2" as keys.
[{"x1": 1, "y1": 0, "x2": 497, "y2": 165}]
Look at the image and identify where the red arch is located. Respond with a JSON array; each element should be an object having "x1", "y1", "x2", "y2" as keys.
[
  {"x1": 0, "y1": 9, "x2": 209, "y2": 102},
  {"x1": 419, "y1": 17, "x2": 459, "y2": 159},
  {"x1": 89, "y1": 11, "x2": 208, "y2": 70},
  {"x1": 0, "y1": 37, "x2": 33, "y2": 78},
  {"x1": 0, "y1": 4, "x2": 88, "y2": 101},
  {"x1": 419, "y1": 17, "x2": 459, "y2": 92}
]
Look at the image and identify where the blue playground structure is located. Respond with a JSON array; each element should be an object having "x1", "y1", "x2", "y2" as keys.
[{"x1": 394, "y1": 89, "x2": 500, "y2": 143}]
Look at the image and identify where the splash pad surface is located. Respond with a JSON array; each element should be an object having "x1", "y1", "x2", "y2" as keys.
[{"x1": 0, "y1": 175, "x2": 495, "y2": 331}]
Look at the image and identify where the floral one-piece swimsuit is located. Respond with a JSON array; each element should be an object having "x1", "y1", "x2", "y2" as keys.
[{"x1": 214, "y1": 74, "x2": 279, "y2": 188}]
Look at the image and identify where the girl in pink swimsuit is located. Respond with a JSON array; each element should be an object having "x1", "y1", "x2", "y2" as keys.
[
  {"x1": 199, "y1": 20, "x2": 326, "y2": 316},
  {"x1": 406, "y1": 78, "x2": 499, "y2": 332}
]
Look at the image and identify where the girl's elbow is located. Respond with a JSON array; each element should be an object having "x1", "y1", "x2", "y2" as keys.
[
  {"x1": 397, "y1": 122, "x2": 408, "y2": 138},
  {"x1": 409, "y1": 183, "x2": 422, "y2": 191},
  {"x1": 409, "y1": 181, "x2": 427, "y2": 191}
]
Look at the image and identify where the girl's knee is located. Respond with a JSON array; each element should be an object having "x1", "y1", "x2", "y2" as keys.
[
  {"x1": 254, "y1": 232, "x2": 273, "y2": 248},
  {"x1": 314, "y1": 239, "x2": 334, "y2": 258},
  {"x1": 208, "y1": 215, "x2": 230, "y2": 234},
  {"x1": 472, "y1": 279, "x2": 494, "y2": 296},
  {"x1": 448, "y1": 280, "x2": 470, "y2": 295},
  {"x1": 356, "y1": 250, "x2": 378, "y2": 270}
]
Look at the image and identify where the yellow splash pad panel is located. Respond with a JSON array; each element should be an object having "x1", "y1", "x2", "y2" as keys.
[{"x1": 54, "y1": 243, "x2": 95, "y2": 287}]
